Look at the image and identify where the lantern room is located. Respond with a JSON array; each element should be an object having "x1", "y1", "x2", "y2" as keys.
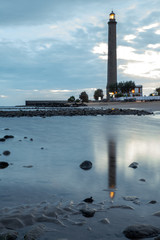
[{"x1": 109, "y1": 11, "x2": 116, "y2": 21}]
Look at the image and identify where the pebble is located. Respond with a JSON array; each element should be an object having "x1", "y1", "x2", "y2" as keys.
[
  {"x1": 139, "y1": 178, "x2": 146, "y2": 182},
  {"x1": 4, "y1": 135, "x2": 14, "y2": 139},
  {"x1": 128, "y1": 162, "x2": 139, "y2": 169},
  {"x1": 0, "y1": 161, "x2": 9, "y2": 169},
  {"x1": 99, "y1": 218, "x2": 110, "y2": 224},
  {"x1": 23, "y1": 165, "x2": 33, "y2": 168},
  {"x1": 80, "y1": 161, "x2": 92, "y2": 170},
  {"x1": 3, "y1": 150, "x2": 11, "y2": 156}
]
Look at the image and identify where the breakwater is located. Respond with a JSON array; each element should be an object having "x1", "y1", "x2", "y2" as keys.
[{"x1": 0, "y1": 108, "x2": 152, "y2": 117}]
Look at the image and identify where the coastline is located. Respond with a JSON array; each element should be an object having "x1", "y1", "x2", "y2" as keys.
[
  {"x1": 0, "y1": 101, "x2": 159, "y2": 117},
  {"x1": 87, "y1": 101, "x2": 160, "y2": 112}
]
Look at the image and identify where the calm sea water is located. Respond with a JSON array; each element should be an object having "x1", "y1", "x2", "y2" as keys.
[{"x1": 0, "y1": 114, "x2": 160, "y2": 207}]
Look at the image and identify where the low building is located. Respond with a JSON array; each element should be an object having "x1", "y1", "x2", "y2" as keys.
[
  {"x1": 25, "y1": 100, "x2": 68, "y2": 107},
  {"x1": 131, "y1": 85, "x2": 143, "y2": 97}
]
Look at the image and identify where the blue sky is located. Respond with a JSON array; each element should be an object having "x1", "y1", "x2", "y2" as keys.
[{"x1": 0, "y1": 0, "x2": 160, "y2": 105}]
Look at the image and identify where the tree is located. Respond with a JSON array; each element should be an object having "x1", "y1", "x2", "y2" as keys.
[
  {"x1": 117, "y1": 81, "x2": 135, "y2": 94},
  {"x1": 94, "y1": 89, "x2": 104, "y2": 100},
  {"x1": 68, "y1": 96, "x2": 75, "y2": 102},
  {"x1": 108, "y1": 83, "x2": 117, "y2": 93},
  {"x1": 79, "y1": 91, "x2": 89, "y2": 102}
]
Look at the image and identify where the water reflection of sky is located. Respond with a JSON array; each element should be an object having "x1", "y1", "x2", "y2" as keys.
[{"x1": 0, "y1": 114, "x2": 160, "y2": 206}]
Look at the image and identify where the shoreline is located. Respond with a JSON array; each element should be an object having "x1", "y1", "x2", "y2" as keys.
[
  {"x1": 87, "y1": 101, "x2": 160, "y2": 112},
  {"x1": 0, "y1": 107, "x2": 152, "y2": 117}
]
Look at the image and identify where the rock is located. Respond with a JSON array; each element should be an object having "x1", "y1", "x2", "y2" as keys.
[
  {"x1": 30, "y1": 138, "x2": 33, "y2": 141},
  {"x1": 24, "y1": 137, "x2": 27, "y2": 139},
  {"x1": 80, "y1": 209, "x2": 95, "y2": 218},
  {"x1": 0, "y1": 230, "x2": 18, "y2": 240},
  {"x1": 148, "y1": 200, "x2": 157, "y2": 204},
  {"x1": 99, "y1": 218, "x2": 110, "y2": 224},
  {"x1": 128, "y1": 162, "x2": 138, "y2": 169},
  {"x1": 155, "y1": 236, "x2": 160, "y2": 240},
  {"x1": 3, "y1": 150, "x2": 11, "y2": 156},
  {"x1": 123, "y1": 196, "x2": 140, "y2": 205},
  {"x1": 123, "y1": 224, "x2": 160, "y2": 239},
  {"x1": 23, "y1": 165, "x2": 33, "y2": 168},
  {"x1": 0, "y1": 138, "x2": 6, "y2": 142},
  {"x1": 80, "y1": 161, "x2": 92, "y2": 170},
  {"x1": 83, "y1": 197, "x2": 94, "y2": 203},
  {"x1": 139, "y1": 178, "x2": 146, "y2": 182},
  {"x1": 123, "y1": 196, "x2": 139, "y2": 201},
  {"x1": 4, "y1": 128, "x2": 10, "y2": 130},
  {"x1": 109, "y1": 205, "x2": 134, "y2": 210},
  {"x1": 4, "y1": 135, "x2": 14, "y2": 139},
  {"x1": 24, "y1": 224, "x2": 46, "y2": 240},
  {"x1": 0, "y1": 161, "x2": 9, "y2": 169},
  {"x1": 153, "y1": 211, "x2": 160, "y2": 217}
]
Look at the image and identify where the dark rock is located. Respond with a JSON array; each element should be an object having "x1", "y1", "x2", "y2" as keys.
[
  {"x1": 83, "y1": 197, "x2": 94, "y2": 203},
  {"x1": 41, "y1": 147, "x2": 44, "y2": 150},
  {"x1": 155, "y1": 236, "x2": 160, "y2": 240},
  {"x1": 3, "y1": 150, "x2": 11, "y2": 156},
  {"x1": 30, "y1": 138, "x2": 33, "y2": 141},
  {"x1": 123, "y1": 224, "x2": 160, "y2": 239},
  {"x1": 0, "y1": 138, "x2": 6, "y2": 142},
  {"x1": 23, "y1": 165, "x2": 33, "y2": 168},
  {"x1": 148, "y1": 200, "x2": 157, "y2": 204},
  {"x1": 139, "y1": 178, "x2": 146, "y2": 182},
  {"x1": 80, "y1": 161, "x2": 92, "y2": 170},
  {"x1": 24, "y1": 137, "x2": 27, "y2": 139},
  {"x1": 0, "y1": 230, "x2": 18, "y2": 240},
  {"x1": 153, "y1": 211, "x2": 160, "y2": 217},
  {"x1": 109, "y1": 205, "x2": 134, "y2": 210},
  {"x1": 0, "y1": 161, "x2": 9, "y2": 169},
  {"x1": 80, "y1": 209, "x2": 95, "y2": 218},
  {"x1": 4, "y1": 128, "x2": 10, "y2": 130},
  {"x1": 4, "y1": 135, "x2": 14, "y2": 139},
  {"x1": 129, "y1": 162, "x2": 138, "y2": 169}
]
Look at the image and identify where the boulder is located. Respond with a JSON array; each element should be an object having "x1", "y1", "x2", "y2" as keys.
[
  {"x1": 123, "y1": 224, "x2": 160, "y2": 239},
  {"x1": 80, "y1": 161, "x2": 92, "y2": 170}
]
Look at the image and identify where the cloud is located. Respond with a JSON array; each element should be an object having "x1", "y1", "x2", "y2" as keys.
[
  {"x1": 92, "y1": 42, "x2": 160, "y2": 79},
  {"x1": 137, "y1": 23, "x2": 160, "y2": 32},
  {"x1": 123, "y1": 34, "x2": 136, "y2": 43},
  {"x1": 0, "y1": 95, "x2": 7, "y2": 98},
  {"x1": 147, "y1": 43, "x2": 160, "y2": 49}
]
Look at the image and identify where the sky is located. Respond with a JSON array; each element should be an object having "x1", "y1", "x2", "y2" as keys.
[{"x1": 0, "y1": 0, "x2": 160, "y2": 105}]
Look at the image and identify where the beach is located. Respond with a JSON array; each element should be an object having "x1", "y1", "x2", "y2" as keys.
[
  {"x1": 87, "y1": 100, "x2": 160, "y2": 112},
  {"x1": 0, "y1": 104, "x2": 160, "y2": 239}
]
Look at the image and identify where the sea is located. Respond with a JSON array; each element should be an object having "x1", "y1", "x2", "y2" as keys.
[{"x1": 0, "y1": 111, "x2": 160, "y2": 208}]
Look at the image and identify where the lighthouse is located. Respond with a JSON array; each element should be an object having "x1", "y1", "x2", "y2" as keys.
[{"x1": 107, "y1": 11, "x2": 117, "y2": 100}]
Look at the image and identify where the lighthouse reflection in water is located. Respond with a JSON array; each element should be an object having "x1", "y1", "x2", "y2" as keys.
[{"x1": 108, "y1": 138, "x2": 116, "y2": 201}]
